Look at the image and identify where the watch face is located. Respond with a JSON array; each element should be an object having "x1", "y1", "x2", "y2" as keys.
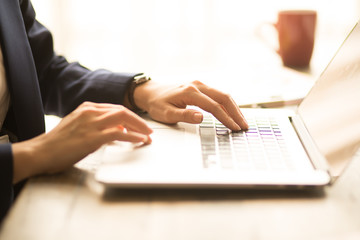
[{"x1": 135, "y1": 76, "x2": 151, "y2": 85}]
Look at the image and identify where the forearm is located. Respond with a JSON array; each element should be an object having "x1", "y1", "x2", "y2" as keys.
[{"x1": 12, "y1": 135, "x2": 45, "y2": 184}]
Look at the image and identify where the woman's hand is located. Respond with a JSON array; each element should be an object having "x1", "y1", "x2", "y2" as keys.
[
  {"x1": 133, "y1": 80, "x2": 248, "y2": 131},
  {"x1": 12, "y1": 102, "x2": 153, "y2": 183}
]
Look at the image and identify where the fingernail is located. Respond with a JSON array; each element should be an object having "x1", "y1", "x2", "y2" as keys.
[
  {"x1": 146, "y1": 127, "x2": 153, "y2": 134},
  {"x1": 244, "y1": 117, "x2": 249, "y2": 127},
  {"x1": 243, "y1": 121, "x2": 249, "y2": 130},
  {"x1": 234, "y1": 124, "x2": 241, "y2": 131},
  {"x1": 193, "y1": 112, "x2": 203, "y2": 123},
  {"x1": 143, "y1": 135, "x2": 152, "y2": 145}
]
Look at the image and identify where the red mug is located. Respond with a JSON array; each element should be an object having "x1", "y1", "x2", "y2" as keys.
[
  {"x1": 257, "y1": 10, "x2": 317, "y2": 68},
  {"x1": 276, "y1": 10, "x2": 317, "y2": 68}
]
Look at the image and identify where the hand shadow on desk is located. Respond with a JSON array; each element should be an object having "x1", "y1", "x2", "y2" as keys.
[{"x1": 101, "y1": 187, "x2": 326, "y2": 202}]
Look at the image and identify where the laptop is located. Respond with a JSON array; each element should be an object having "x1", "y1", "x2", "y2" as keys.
[{"x1": 95, "y1": 20, "x2": 360, "y2": 189}]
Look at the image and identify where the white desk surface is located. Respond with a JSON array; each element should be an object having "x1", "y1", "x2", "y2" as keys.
[{"x1": 0, "y1": 147, "x2": 360, "y2": 240}]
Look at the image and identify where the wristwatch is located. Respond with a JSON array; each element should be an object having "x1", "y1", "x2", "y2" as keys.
[{"x1": 128, "y1": 73, "x2": 151, "y2": 112}]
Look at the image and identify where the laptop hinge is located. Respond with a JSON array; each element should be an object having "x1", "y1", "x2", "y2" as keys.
[{"x1": 290, "y1": 115, "x2": 331, "y2": 175}]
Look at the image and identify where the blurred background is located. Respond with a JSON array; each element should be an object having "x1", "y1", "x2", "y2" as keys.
[{"x1": 31, "y1": 0, "x2": 360, "y2": 105}]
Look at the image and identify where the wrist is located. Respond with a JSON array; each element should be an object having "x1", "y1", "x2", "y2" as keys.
[
  {"x1": 12, "y1": 135, "x2": 47, "y2": 183},
  {"x1": 133, "y1": 80, "x2": 158, "y2": 113},
  {"x1": 12, "y1": 142, "x2": 37, "y2": 183},
  {"x1": 127, "y1": 74, "x2": 151, "y2": 112}
]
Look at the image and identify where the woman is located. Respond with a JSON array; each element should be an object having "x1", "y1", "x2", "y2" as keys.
[{"x1": 0, "y1": 0, "x2": 248, "y2": 221}]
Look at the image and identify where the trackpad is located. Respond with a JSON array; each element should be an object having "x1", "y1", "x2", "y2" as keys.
[{"x1": 102, "y1": 123, "x2": 201, "y2": 169}]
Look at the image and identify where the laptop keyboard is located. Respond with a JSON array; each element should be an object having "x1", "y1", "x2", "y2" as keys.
[{"x1": 199, "y1": 114, "x2": 295, "y2": 171}]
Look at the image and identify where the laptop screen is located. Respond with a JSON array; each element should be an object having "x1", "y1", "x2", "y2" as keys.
[{"x1": 298, "y1": 21, "x2": 360, "y2": 176}]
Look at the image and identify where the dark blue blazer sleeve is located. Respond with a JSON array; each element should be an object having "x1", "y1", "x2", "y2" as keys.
[
  {"x1": 1, "y1": 0, "x2": 140, "y2": 221},
  {"x1": 0, "y1": 144, "x2": 13, "y2": 222},
  {"x1": 21, "y1": 0, "x2": 139, "y2": 117}
]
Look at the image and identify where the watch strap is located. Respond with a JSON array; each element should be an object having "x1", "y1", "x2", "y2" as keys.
[{"x1": 128, "y1": 74, "x2": 151, "y2": 112}]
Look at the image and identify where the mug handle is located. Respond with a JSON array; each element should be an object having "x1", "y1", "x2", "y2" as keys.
[{"x1": 255, "y1": 22, "x2": 280, "y2": 55}]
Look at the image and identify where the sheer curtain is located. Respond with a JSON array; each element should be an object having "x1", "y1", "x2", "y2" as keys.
[{"x1": 32, "y1": 0, "x2": 360, "y2": 78}]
